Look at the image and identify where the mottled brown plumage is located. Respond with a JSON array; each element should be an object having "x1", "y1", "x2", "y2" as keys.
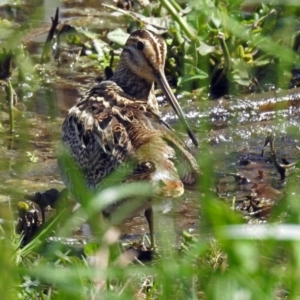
[{"x1": 59, "y1": 29, "x2": 200, "y2": 248}]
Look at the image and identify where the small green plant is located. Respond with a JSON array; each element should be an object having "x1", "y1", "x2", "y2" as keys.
[{"x1": 25, "y1": 151, "x2": 38, "y2": 163}]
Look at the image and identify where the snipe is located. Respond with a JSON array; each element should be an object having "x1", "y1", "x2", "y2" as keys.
[{"x1": 59, "y1": 29, "x2": 200, "y2": 248}]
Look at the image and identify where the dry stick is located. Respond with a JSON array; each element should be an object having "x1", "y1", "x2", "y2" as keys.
[{"x1": 41, "y1": 7, "x2": 60, "y2": 63}]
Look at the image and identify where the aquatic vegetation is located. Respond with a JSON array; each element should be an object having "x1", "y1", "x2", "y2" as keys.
[{"x1": 0, "y1": 0, "x2": 300, "y2": 299}]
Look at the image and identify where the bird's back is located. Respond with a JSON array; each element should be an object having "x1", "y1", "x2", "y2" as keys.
[{"x1": 60, "y1": 80, "x2": 199, "y2": 199}]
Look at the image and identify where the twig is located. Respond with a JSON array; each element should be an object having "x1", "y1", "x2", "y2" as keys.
[
  {"x1": 5, "y1": 80, "x2": 14, "y2": 133},
  {"x1": 41, "y1": 7, "x2": 60, "y2": 63}
]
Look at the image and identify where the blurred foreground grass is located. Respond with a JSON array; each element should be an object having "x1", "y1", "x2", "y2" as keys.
[{"x1": 0, "y1": 0, "x2": 300, "y2": 299}]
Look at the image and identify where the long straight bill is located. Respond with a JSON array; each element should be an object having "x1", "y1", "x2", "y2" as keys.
[{"x1": 155, "y1": 70, "x2": 199, "y2": 147}]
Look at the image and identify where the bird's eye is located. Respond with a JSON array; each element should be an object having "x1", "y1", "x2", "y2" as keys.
[{"x1": 136, "y1": 41, "x2": 144, "y2": 51}]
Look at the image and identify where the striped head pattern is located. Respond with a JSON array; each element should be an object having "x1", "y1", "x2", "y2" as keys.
[{"x1": 121, "y1": 30, "x2": 167, "y2": 82}]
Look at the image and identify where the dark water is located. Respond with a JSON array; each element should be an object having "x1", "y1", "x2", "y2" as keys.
[{"x1": 0, "y1": 0, "x2": 299, "y2": 244}]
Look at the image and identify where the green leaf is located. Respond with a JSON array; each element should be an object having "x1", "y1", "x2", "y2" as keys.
[
  {"x1": 84, "y1": 242, "x2": 101, "y2": 257},
  {"x1": 178, "y1": 73, "x2": 208, "y2": 86},
  {"x1": 197, "y1": 41, "x2": 216, "y2": 56},
  {"x1": 107, "y1": 28, "x2": 130, "y2": 45}
]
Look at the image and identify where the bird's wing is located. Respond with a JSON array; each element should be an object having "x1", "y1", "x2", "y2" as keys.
[
  {"x1": 61, "y1": 81, "x2": 161, "y2": 187},
  {"x1": 154, "y1": 119, "x2": 201, "y2": 186}
]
